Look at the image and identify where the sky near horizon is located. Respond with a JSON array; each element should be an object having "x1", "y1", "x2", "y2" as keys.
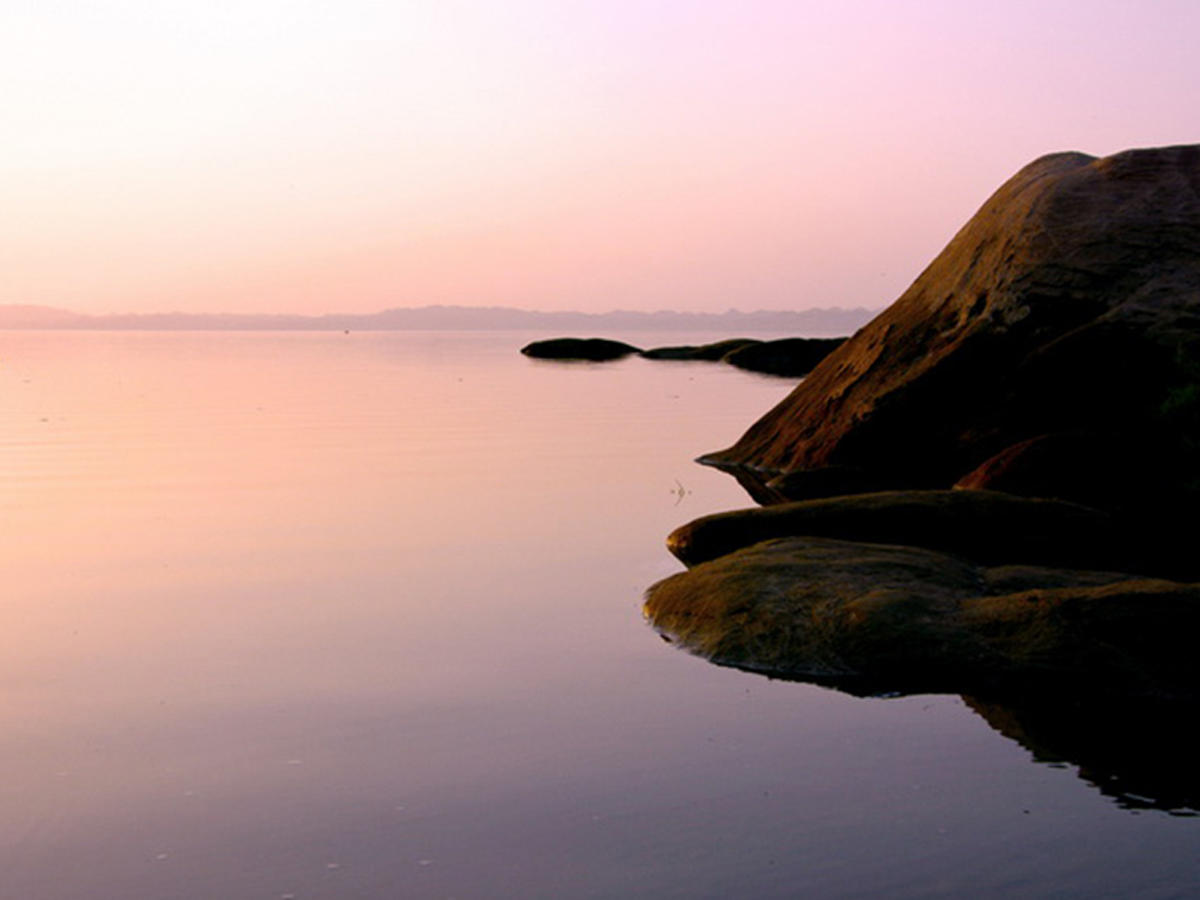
[{"x1": 5, "y1": 1, "x2": 1198, "y2": 316}]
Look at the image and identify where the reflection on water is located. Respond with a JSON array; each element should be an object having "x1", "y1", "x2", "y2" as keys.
[
  {"x1": 965, "y1": 694, "x2": 1200, "y2": 815},
  {"x1": 2, "y1": 331, "x2": 1199, "y2": 898},
  {"x1": 651, "y1": 592, "x2": 1200, "y2": 816}
]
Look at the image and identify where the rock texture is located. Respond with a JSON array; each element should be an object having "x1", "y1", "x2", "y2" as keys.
[
  {"x1": 520, "y1": 337, "x2": 642, "y2": 360},
  {"x1": 645, "y1": 536, "x2": 1200, "y2": 699},
  {"x1": 702, "y1": 145, "x2": 1200, "y2": 507}
]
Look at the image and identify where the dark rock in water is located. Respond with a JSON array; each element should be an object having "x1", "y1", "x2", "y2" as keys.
[
  {"x1": 640, "y1": 338, "x2": 761, "y2": 360},
  {"x1": 639, "y1": 337, "x2": 845, "y2": 376},
  {"x1": 520, "y1": 337, "x2": 642, "y2": 360},
  {"x1": 703, "y1": 144, "x2": 1200, "y2": 504},
  {"x1": 721, "y1": 337, "x2": 845, "y2": 377},
  {"x1": 645, "y1": 535, "x2": 1200, "y2": 700},
  {"x1": 666, "y1": 488, "x2": 1159, "y2": 574}
]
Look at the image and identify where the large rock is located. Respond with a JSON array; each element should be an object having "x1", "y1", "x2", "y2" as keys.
[
  {"x1": 645, "y1": 535, "x2": 1200, "y2": 700},
  {"x1": 702, "y1": 145, "x2": 1200, "y2": 504}
]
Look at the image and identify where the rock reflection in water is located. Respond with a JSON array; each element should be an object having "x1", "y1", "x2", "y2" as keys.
[
  {"x1": 652, "y1": 614, "x2": 1200, "y2": 814},
  {"x1": 965, "y1": 694, "x2": 1200, "y2": 815}
]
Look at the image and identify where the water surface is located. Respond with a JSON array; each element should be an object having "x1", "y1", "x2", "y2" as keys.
[{"x1": 2, "y1": 331, "x2": 1197, "y2": 899}]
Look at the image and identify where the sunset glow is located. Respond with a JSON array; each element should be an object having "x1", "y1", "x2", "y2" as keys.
[{"x1": 5, "y1": 0, "x2": 1199, "y2": 314}]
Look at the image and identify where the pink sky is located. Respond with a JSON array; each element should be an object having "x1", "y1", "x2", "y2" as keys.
[{"x1": 5, "y1": 0, "x2": 1198, "y2": 315}]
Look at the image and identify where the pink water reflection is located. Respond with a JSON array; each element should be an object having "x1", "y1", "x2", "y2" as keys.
[{"x1": 1, "y1": 332, "x2": 1196, "y2": 899}]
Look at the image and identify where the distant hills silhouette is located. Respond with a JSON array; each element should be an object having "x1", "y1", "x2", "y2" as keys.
[{"x1": 0, "y1": 304, "x2": 876, "y2": 336}]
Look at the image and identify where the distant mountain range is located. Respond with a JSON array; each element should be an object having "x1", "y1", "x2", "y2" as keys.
[{"x1": 0, "y1": 304, "x2": 878, "y2": 336}]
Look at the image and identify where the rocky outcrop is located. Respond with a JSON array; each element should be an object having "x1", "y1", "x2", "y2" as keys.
[
  {"x1": 520, "y1": 337, "x2": 642, "y2": 360},
  {"x1": 643, "y1": 148, "x2": 1200, "y2": 817},
  {"x1": 701, "y1": 145, "x2": 1200, "y2": 508},
  {"x1": 648, "y1": 146, "x2": 1200, "y2": 719},
  {"x1": 645, "y1": 535, "x2": 1200, "y2": 700}
]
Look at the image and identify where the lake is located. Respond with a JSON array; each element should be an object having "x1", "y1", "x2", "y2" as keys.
[{"x1": 2, "y1": 331, "x2": 1197, "y2": 899}]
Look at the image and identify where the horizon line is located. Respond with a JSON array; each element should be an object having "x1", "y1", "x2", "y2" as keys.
[{"x1": 0, "y1": 301, "x2": 882, "y2": 319}]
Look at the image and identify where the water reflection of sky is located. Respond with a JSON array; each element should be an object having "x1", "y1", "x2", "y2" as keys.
[{"x1": 1, "y1": 331, "x2": 1198, "y2": 898}]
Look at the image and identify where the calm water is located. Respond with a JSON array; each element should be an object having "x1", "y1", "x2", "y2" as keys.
[{"x1": 1, "y1": 331, "x2": 1197, "y2": 899}]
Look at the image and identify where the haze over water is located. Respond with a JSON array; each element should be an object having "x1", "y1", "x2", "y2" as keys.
[{"x1": 2, "y1": 331, "x2": 1197, "y2": 899}]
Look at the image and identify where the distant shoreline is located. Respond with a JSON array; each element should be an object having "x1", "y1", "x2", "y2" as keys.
[{"x1": 0, "y1": 304, "x2": 877, "y2": 336}]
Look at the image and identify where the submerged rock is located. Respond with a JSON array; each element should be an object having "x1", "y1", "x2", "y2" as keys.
[
  {"x1": 702, "y1": 144, "x2": 1200, "y2": 505},
  {"x1": 645, "y1": 535, "x2": 1200, "y2": 700},
  {"x1": 520, "y1": 337, "x2": 641, "y2": 360}
]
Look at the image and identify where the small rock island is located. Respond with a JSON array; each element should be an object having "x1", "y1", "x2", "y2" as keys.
[
  {"x1": 646, "y1": 144, "x2": 1200, "y2": 704},
  {"x1": 521, "y1": 335, "x2": 845, "y2": 376},
  {"x1": 519, "y1": 337, "x2": 642, "y2": 361}
]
